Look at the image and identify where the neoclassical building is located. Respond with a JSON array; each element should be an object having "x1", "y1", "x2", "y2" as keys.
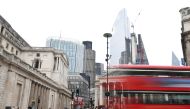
[
  {"x1": 0, "y1": 15, "x2": 72, "y2": 109},
  {"x1": 180, "y1": 7, "x2": 190, "y2": 66}
]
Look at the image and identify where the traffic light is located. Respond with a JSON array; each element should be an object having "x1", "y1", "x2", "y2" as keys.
[
  {"x1": 90, "y1": 98, "x2": 93, "y2": 104},
  {"x1": 72, "y1": 92, "x2": 74, "y2": 99},
  {"x1": 76, "y1": 88, "x2": 79, "y2": 96},
  {"x1": 90, "y1": 98, "x2": 94, "y2": 107}
]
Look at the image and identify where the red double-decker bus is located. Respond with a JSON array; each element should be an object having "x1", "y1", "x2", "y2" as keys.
[
  {"x1": 99, "y1": 65, "x2": 190, "y2": 109},
  {"x1": 73, "y1": 97, "x2": 84, "y2": 109}
]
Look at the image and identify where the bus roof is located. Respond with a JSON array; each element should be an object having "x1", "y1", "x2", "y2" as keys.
[{"x1": 110, "y1": 64, "x2": 190, "y2": 71}]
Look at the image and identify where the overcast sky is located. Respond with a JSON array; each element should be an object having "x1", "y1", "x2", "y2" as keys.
[{"x1": 0, "y1": 0, "x2": 190, "y2": 65}]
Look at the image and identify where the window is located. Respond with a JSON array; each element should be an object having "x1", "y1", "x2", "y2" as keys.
[
  {"x1": 53, "y1": 57, "x2": 57, "y2": 71},
  {"x1": 188, "y1": 10, "x2": 190, "y2": 15},
  {"x1": 36, "y1": 53, "x2": 40, "y2": 57},
  {"x1": 182, "y1": 11, "x2": 186, "y2": 15},
  {"x1": 57, "y1": 57, "x2": 59, "y2": 70},
  {"x1": 0, "y1": 26, "x2": 4, "y2": 33},
  {"x1": 120, "y1": 91, "x2": 190, "y2": 104},
  {"x1": 34, "y1": 60, "x2": 39, "y2": 68},
  {"x1": 33, "y1": 59, "x2": 42, "y2": 69},
  {"x1": 16, "y1": 50, "x2": 18, "y2": 55},
  {"x1": 6, "y1": 43, "x2": 9, "y2": 49},
  {"x1": 11, "y1": 47, "x2": 14, "y2": 52}
]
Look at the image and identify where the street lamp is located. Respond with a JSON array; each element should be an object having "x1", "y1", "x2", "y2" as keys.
[{"x1": 103, "y1": 33, "x2": 112, "y2": 109}]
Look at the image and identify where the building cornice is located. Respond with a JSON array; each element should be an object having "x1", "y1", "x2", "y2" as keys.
[
  {"x1": 0, "y1": 15, "x2": 31, "y2": 48},
  {"x1": 181, "y1": 30, "x2": 190, "y2": 36},
  {"x1": 182, "y1": 17, "x2": 190, "y2": 22},
  {"x1": 22, "y1": 47, "x2": 69, "y2": 66}
]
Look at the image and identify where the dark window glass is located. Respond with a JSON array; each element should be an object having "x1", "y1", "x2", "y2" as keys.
[
  {"x1": 36, "y1": 53, "x2": 40, "y2": 57},
  {"x1": 187, "y1": 10, "x2": 190, "y2": 15}
]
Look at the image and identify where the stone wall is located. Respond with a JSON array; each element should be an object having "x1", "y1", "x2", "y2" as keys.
[{"x1": 0, "y1": 43, "x2": 71, "y2": 109}]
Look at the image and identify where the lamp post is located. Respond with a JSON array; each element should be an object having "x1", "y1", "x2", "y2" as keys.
[{"x1": 103, "y1": 33, "x2": 112, "y2": 109}]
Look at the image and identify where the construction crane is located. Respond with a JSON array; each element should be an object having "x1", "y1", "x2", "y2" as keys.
[
  {"x1": 131, "y1": 10, "x2": 146, "y2": 64},
  {"x1": 131, "y1": 10, "x2": 141, "y2": 33}
]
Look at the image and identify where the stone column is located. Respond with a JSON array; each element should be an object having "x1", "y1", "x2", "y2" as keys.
[
  {"x1": 21, "y1": 79, "x2": 32, "y2": 109},
  {"x1": 66, "y1": 96, "x2": 69, "y2": 109},
  {"x1": 29, "y1": 82, "x2": 35, "y2": 105},
  {"x1": 95, "y1": 83, "x2": 100, "y2": 107},
  {"x1": 0, "y1": 61, "x2": 8, "y2": 109},
  {"x1": 45, "y1": 88, "x2": 50, "y2": 109},
  {"x1": 62, "y1": 94, "x2": 66, "y2": 108},
  {"x1": 39, "y1": 86, "x2": 45, "y2": 109},
  {"x1": 42, "y1": 87, "x2": 46, "y2": 109},
  {"x1": 61, "y1": 94, "x2": 64, "y2": 109},
  {"x1": 33, "y1": 83, "x2": 39, "y2": 107},
  {"x1": 57, "y1": 94, "x2": 61, "y2": 109},
  {"x1": 54, "y1": 91, "x2": 59, "y2": 109},
  {"x1": 37, "y1": 85, "x2": 43, "y2": 109},
  {"x1": 4, "y1": 70, "x2": 16, "y2": 107},
  {"x1": 99, "y1": 82, "x2": 104, "y2": 105},
  {"x1": 37, "y1": 84, "x2": 42, "y2": 109},
  {"x1": 0, "y1": 31, "x2": 3, "y2": 47},
  {"x1": 0, "y1": 39, "x2": 3, "y2": 54}
]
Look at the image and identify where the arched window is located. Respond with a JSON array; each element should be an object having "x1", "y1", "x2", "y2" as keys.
[{"x1": 33, "y1": 59, "x2": 42, "y2": 69}]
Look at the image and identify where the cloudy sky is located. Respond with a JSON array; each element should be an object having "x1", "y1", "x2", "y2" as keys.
[{"x1": 0, "y1": 0, "x2": 190, "y2": 65}]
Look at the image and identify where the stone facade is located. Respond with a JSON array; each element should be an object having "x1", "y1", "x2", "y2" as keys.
[
  {"x1": 21, "y1": 47, "x2": 69, "y2": 87},
  {"x1": 0, "y1": 15, "x2": 71, "y2": 109},
  {"x1": 180, "y1": 7, "x2": 190, "y2": 66}
]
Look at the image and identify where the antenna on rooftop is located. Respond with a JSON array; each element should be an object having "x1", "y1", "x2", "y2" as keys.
[
  {"x1": 58, "y1": 30, "x2": 62, "y2": 49},
  {"x1": 59, "y1": 31, "x2": 62, "y2": 39},
  {"x1": 131, "y1": 10, "x2": 142, "y2": 33}
]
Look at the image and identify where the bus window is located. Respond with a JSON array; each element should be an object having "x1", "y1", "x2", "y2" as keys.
[
  {"x1": 137, "y1": 93, "x2": 143, "y2": 104},
  {"x1": 143, "y1": 94, "x2": 152, "y2": 104},
  {"x1": 152, "y1": 94, "x2": 165, "y2": 104},
  {"x1": 180, "y1": 94, "x2": 190, "y2": 104}
]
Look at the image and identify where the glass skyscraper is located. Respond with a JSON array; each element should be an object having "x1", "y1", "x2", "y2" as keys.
[
  {"x1": 110, "y1": 8, "x2": 131, "y2": 65},
  {"x1": 110, "y1": 8, "x2": 149, "y2": 65},
  {"x1": 46, "y1": 38, "x2": 84, "y2": 74},
  {"x1": 172, "y1": 51, "x2": 180, "y2": 66}
]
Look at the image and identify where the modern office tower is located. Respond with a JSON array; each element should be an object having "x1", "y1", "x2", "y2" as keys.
[
  {"x1": 120, "y1": 38, "x2": 131, "y2": 64},
  {"x1": 180, "y1": 7, "x2": 190, "y2": 66},
  {"x1": 119, "y1": 33, "x2": 149, "y2": 65},
  {"x1": 83, "y1": 41, "x2": 92, "y2": 49},
  {"x1": 46, "y1": 38, "x2": 90, "y2": 107},
  {"x1": 119, "y1": 51, "x2": 127, "y2": 64},
  {"x1": 83, "y1": 41, "x2": 96, "y2": 88},
  {"x1": 125, "y1": 38, "x2": 132, "y2": 63},
  {"x1": 181, "y1": 58, "x2": 186, "y2": 66},
  {"x1": 110, "y1": 8, "x2": 131, "y2": 65},
  {"x1": 172, "y1": 51, "x2": 180, "y2": 66},
  {"x1": 46, "y1": 38, "x2": 84, "y2": 74},
  {"x1": 111, "y1": 8, "x2": 149, "y2": 65},
  {"x1": 136, "y1": 34, "x2": 149, "y2": 64},
  {"x1": 95, "y1": 63, "x2": 104, "y2": 75}
]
